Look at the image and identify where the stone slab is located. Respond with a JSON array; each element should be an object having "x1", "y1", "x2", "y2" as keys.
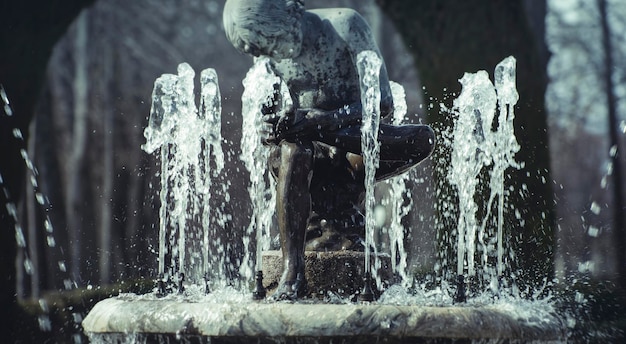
[
  {"x1": 83, "y1": 295, "x2": 566, "y2": 343},
  {"x1": 261, "y1": 250, "x2": 393, "y2": 298}
]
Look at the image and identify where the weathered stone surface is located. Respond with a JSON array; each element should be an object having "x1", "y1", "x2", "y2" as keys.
[
  {"x1": 261, "y1": 250, "x2": 393, "y2": 298},
  {"x1": 83, "y1": 295, "x2": 566, "y2": 343}
]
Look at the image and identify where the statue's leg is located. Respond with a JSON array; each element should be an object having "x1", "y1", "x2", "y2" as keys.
[
  {"x1": 377, "y1": 123, "x2": 435, "y2": 180},
  {"x1": 321, "y1": 123, "x2": 435, "y2": 180},
  {"x1": 272, "y1": 140, "x2": 313, "y2": 299}
]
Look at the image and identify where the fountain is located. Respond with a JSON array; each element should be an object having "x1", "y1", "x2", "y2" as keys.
[
  {"x1": 81, "y1": 59, "x2": 565, "y2": 344},
  {"x1": 82, "y1": 1, "x2": 566, "y2": 342}
]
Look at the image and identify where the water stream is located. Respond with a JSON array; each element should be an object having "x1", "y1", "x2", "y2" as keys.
[
  {"x1": 2, "y1": 84, "x2": 83, "y2": 336},
  {"x1": 239, "y1": 57, "x2": 280, "y2": 279},
  {"x1": 386, "y1": 81, "x2": 411, "y2": 287},
  {"x1": 446, "y1": 56, "x2": 521, "y2": 290},
  {"x1": 142, "y1": 63, "x2": 225, "y2": 286},
  {"x1": 357, "y1": 51, "x2": 384, "y2": 290}
]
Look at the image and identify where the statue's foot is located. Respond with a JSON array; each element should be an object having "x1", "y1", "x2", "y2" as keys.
[{"x1": 271, "y1": 275, "x2": 308, "y2": 300}]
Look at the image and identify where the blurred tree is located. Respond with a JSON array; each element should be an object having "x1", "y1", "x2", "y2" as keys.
[
  {"x1": 546, "y1": 0, "x2": 626, "y2": 289},
  {"x1": 377, "y1": 0, "x2": 555, "y2": 286},
  {"x1": 598, "y1": 0, "x2": 626, "y2": 290}
]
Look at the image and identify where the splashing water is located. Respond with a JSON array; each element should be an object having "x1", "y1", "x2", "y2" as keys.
[
  {"x1": 448, "y1": 69, "x2": 496, "y2": 278},
  {"x1": 199, "y1": 68, "x2": 227, "y2": 285},
  {"x1": 447, "y1": 56, "x2": 521, "y2": 288},
  {"x1": 143, "y1": 63, "x2": 225, "y2": 285},
  {"x1": 239, "y1": 57, "x2": 279, "y2": 280},
  {"x1": 384, "y1": 81, "x2": 411, "y2": 287},
  {"x1": 492, "y1": 57, "x2": 521, "y2": 277},
  {"x1": 357, "y1": 51, "x2": 383, "y2": 288}
]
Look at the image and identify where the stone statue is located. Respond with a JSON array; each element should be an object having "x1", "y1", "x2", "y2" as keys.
[{"x1": 223, "y1": 0, "x2": 435, "y2": 299}]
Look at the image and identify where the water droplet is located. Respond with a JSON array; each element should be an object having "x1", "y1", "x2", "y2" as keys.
[
  {"x1": 24, "y1": 259, "x2": 33, "y2": 274},
  {"x1": 38, "y1": 298, "x2": 49, "y2": 312},
  {"x1": 35, "y1": 193, "x2": 45, "y2": 205},
  {"x1": 577, "y1": 261, "x2": 594, "y2": 273},
  {"x1": 0, "y1": 86, "x2": 9, "y2": 104},
  {"x1": 590, "y1": 202, "x2": 601, "y2": 215},
  {"x1": 38, "y1": 315, "x2": 52, "y2": 331},
  {"x1": 63, "y1": 278, "x2": 74, "y2": 290},
  {"x1": 15, "y1": 226, "x2": 26, "y2": 247}
]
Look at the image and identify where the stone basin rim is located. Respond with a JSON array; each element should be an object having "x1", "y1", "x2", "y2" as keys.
[{"x1": 83, "y1": 297, "x2": 566, "y2": 341}]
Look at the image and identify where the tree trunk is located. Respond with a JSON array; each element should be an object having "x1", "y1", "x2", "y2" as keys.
[
  {"x1": 64, "y1": 11, "x2": 89, "y2": 284},
  {"x1": 598, "y1": 0, "x2": 626, "y2": 290},
  {"x1": 99, "y1": 35, "x2": 114, "y2": 285},
  {"x1": 377, "y1": 0, "x2": 555, "y2": 286}
]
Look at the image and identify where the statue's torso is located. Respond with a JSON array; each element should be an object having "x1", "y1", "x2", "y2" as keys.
[
  {"x1": 270, "y1": 13, "x2": 361, "y2": 111},
  {"x1": 266, "y1": 11, "x2": 377, "y2": 251}
]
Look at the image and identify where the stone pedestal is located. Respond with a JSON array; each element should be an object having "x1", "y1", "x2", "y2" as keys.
[{"x1": 261, "y1": 250, "x2": 393, "y2": 298}]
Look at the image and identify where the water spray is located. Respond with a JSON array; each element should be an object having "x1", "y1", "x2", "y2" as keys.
[
  {"x1": 447, "y1": 56, "x2": 520, "y2": 300},
  {"x1": 143, "y1": 63, "x2": 225, "y2": 293},
  {"x1": 357, "y1": 50, "x2": 383, "y2": 301},
  {"x1": 240, "y1": 57, "x2": 280, "y2": 299}
]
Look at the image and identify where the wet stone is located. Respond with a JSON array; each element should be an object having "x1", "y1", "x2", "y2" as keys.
[
  {"x1": 261, "y1": 250, "x2": 393, "y2": 299},
  {"x1": 83, "y1": 296, "x2": 567, "y2": 343}
]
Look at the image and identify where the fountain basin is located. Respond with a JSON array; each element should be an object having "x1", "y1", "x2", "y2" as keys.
[{"x1": 83, "y1": 294, "x2": 566, "y2": 343}]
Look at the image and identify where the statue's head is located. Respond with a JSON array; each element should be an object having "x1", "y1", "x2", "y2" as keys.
[{"x1": 223, "y1": 0, "x2": 305, "y2": 60}]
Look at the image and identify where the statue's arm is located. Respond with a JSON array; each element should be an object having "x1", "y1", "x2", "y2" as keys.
[
  {"x1": 341, "y1": 9, "x2": 394, "y2": 118},
  {"x1": 290, "y1": 103, "x2": 363, "y2": 135},
  {"x1": 282, "y1": 10, "x2": 394, "y2": 140}
]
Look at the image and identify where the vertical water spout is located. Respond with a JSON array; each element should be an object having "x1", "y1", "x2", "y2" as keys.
[
  {"x1": 449, "y1": 70, "x2": 496, "y2": 278},
  {"x1": 199, "y1": 68, "x2": 225, "y2": 286},
  {"x1": 144, "y1": 72, "x2": 179, "y2": 279},
  {"x1": 143, "y1": 63, "x2": 224, "y2": 287},
  {"x1": 492, "y1": 57, "x2": 520, "y2": 278},
  {"x1": 240, "y1": 57, "x2": 279, "y2": 282},
  {"x1": 174, "y1": 63, "x2": 196, "y2": 280},
  {"x1": 357, "y1": 50, "x2": 382, "y2": 293},
  {"x1": 447, "y1": 56, "x2": 520, "y2": 292},
  {"x1": 387, "y1": 81, "x2": 411, "y2": 286}
]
